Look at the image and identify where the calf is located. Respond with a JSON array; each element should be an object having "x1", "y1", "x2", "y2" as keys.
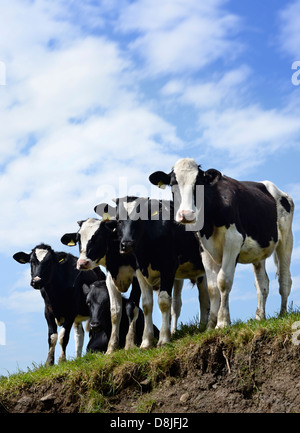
[
  {"x1": 61, "y1": 219, "x2": 140, "y2": 353},
  {"x1": 96, "y1": 196, "x2": 210, "y2": 349},
  {"x1": 149, "y1": 158, "x2": 294, "y2": 329},
  {"x1": 13, "y1": 244, "x2": 104, "y2": 364},
  {"x1": 83, "y1": 278, "x2": 159, "y2": 352}
]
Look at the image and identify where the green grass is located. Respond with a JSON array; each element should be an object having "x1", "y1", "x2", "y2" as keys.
[{"x1": 1, "y1": 307, "x2": 300, "y2": 412}]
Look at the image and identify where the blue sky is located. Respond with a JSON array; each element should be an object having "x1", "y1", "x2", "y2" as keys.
[{"x1": 1, "y1": 0, "x2": 300, "y2": 375}]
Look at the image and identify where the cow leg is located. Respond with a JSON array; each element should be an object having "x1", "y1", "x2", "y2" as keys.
[
  {"x1": 44, "y1": 307, "x2": 57, "y2": 366},
  {"x1": 125, "y1": 303, "x2": 139, "y2": 350},
  {"x1": 58, "y1": 322, "x2": 72, "y2": 363},
  {"x1": 136, "y1": 269, "x2": 154, "y2": 350},
  {"x1": 275, "y1": 229, "x2": 293, "y2": 316},
  {"x1": 217, "y1": 242, "x2": 243, "y2": 328},
  {"x1": 73, "y1": 322, "x2": 84, "y2": 358},
  {"x1": 157, "y1": 273, "x2": 174, "y2": 347},
  {"x1": 197, "y1": 276, "x2": 210, "y2": 330},
  {"x1": 171, "y1": 279, "x2": 183, "y2": 334},
  {"x1": 253, "y1": 260, "x2": 269, "y2": 320},
  {"x1": 201, "y1": 251, "x2": 221, "y2": 330},
  {"x1": 106, "y1": 272, "x2": 123, "y2": 354}
]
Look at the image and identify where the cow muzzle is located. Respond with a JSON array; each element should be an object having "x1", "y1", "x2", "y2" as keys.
[
  {"x1": 89, "y1": 321, "x2": 101, "y2": 332},
  {"x1": 176, "y1": 210, "x2": 196, "y2": 224},
  {"x1": 77, "y1": 258, "x2": 92, "y2": 270},
  {"x1": 31, "y1": 276, "x2": 42, "y2": 289},
  {"x1": 120, "y1": 241, "x2": 135, "y2": 254}
]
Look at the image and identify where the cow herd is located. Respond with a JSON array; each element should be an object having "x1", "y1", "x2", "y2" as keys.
[{"x1": 13, "y1": 158, "x2": 294, "y2": 365}]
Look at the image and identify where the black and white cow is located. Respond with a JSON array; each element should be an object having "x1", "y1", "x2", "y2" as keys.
[
  {"x1": 95, "y1": 197, "x2": 210, "y2": 349},
  {"x1": 61, "y1": 220, "x2": 141, "y2": 353},
  {"x1": 13, "y1": 244, "x2": 105, "y2": 364},
  {"x1": 83, "y1": 278, "x2": 159, "y2": 352},
  {"x1": 149, "y1": 157, "x2": 294, "y2": 329}
]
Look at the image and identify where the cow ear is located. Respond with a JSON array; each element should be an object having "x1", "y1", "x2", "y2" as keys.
[
  {"x1": 61, "y1": 233, "x2": 77, "y2": 246},
  {"x1": 94, "y1": 203, "x2": 116, "y2": 221},
  {"x1": 56, "y1": 252, "x2": 68, "y2": 263},
  {"x1": 204, "y1": 169, "x2": 222, "y2": 185},
  {"x1": 13, "y1": 252, "x2": 30, "y2": 264},
  {"x1": 149, "y1": 171, "x2": 171, "y2": 189},
  {"x1": 82, "y1": 283, "x2": 90, "y2": 296}
]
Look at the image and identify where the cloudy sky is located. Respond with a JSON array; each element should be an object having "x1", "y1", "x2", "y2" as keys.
[{"x1": 1, "y1": 0, "x2": 300, "y2": 374}]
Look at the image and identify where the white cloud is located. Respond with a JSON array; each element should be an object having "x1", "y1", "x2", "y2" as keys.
[
  {"x1": 0, "y1": 290, "x2": 43, "y2": 314},
  {"x1": 117, "y1": 0, "x2": 241, "y2": 76},
  {"x1": 278, "y1": 0, "x2": 300, "y2": 58},
  {"x1": 0, "y1": 0, "x2": 187, "y2": 255}
]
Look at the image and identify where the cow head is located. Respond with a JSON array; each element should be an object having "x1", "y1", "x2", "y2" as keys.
[
  {"x1": 61, "y1": 218, "x2": 117, "y2": 271},
  {"x1": 95, "y1": 197, "x2": 149, "y2": 255},
  {"x1": 13, "y1": 244, "x2": 67, "y2": 289},
  {"x1": 83, "y1": 281, "x2": 110, "y2": 332},
  {"x1": 149, "y1": 157, "x2": 221, "y2": 227}
]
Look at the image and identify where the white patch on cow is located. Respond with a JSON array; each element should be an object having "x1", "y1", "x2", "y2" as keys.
[
  {"x1": 105, "y1": 272, "x2": 123, "y2": 354},
  {"x1": 171, "y1": 279, "x2": 183, "y2": 334},
  {"x1": 55, "y1": 317, "x2": 65, "y2": 326},
  {"x1": 77, "y1": 218, "x2": 106, "y2": 268},
  {"x1": 173, "y1": 158, "x2": 199, "y2": 221},
  {"x1": 73, "y1": 322, "x2": 85, "y2": 358},
  {"x1": 173, "y1": 158, "x2": 199, "y2": 187},
  {"x1": 35, "y1": 248, "x2": 48, "y2": 262},
  {"x1": 123, "y1": 200, "x2": 137, "y2": 217},
  {"x1": 74, "y1": 315, "x2": 90, "y2": 324},
  {"x1": 136, "y1": 269, "x2": 154, "y2": 349},
  {"x1": 58, "y1": 327, "x2": 66, "y2": 362},
  {"x1": 239, "y1": 236, "x2": 277, "y2": 264},
  {"x1": 113, "y1": 265, "x2": 135, "y2": 293},
  {"x1": 79, "y1": 218, "x2": 101, "y2": 255},
  {"x1": 175, "y1": 261, "x2": 203, "y2": 281},
  {"x1": 157, "y1": 290, "x2": 172, "y2": 346},
  {"x1": 135, "y1": 265, "x2": 161, "y2": 288}
]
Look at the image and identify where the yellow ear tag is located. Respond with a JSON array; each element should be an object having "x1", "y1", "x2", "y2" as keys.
[
  {"x1": 59, "y1": 258, "x2": 65, "y2": 263},
  {"x1": 20, "y1": 259, "x2": 26, "y2": 263},
  {"x1": 102, "y1": 212, "x2": 111, "y2": 221},
  {"x1": 67, "y1": 240, "x2": 76, "y2": 246},
  {"x1": 158, "y1": 181, "x2": 166, "y2": 189}
]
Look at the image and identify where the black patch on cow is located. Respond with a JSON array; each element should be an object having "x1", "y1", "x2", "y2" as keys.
[
  {"x1": 280, "y1": 196, "x2": 291, "y2": 213},
  {"x1": 200, "y1": 176, "x2": 278, "y2": 248}
]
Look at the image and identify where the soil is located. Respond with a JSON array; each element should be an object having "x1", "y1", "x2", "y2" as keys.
[{"x1": 2, "y1": 331, "x2": 300, "y2": 414}]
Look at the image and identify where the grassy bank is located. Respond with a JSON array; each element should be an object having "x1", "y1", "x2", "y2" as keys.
[{"x1": 1, "y1": 310, "x2": 300, "y2": 413}]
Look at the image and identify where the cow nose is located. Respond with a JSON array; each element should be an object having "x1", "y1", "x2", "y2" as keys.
[
  {"x1": 120, "y1": 241, "x2": 134, "y2": 254},
  {"x1": 177, "y1": 210, "x2": 196, "y2": 224},
  {"x1": 90, "y1": 322, "x2": 101, "y2": 332},
  {"x1": 31, "y1": 276, "x2": 42, "y2": 289},
  {"x1": 77, "y1": 259, "x2": 91, "y2": 270}
]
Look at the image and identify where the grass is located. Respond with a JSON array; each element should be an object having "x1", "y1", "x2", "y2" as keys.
[{"x1": 1, "y1": 307, "x2": 300, "y2": 412}]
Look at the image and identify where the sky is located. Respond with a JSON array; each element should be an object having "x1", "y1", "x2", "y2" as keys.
[{"x1": 1, "y1": 0, "x2": 300, "y2": 375}]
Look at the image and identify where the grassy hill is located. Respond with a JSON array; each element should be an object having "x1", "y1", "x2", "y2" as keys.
[{"x1": 1, "y1": 310, "x2": 300, "y2": 413}]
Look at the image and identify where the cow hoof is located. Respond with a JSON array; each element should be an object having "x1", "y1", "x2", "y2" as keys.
[
  {"x1": 125, "y1": 342, "x2": 136, "y2": 351},
  {"x1": 58, "y1": 355, "x2": 66, "y2": 363},
  {"x1": 106, "y1": 345, "x2": 117, "y2": 355},
  {"x1": 157, "y1": 339, "x2": 170, "y2": 347},
  {"x1": 140, "y1": 339, "x2": 153, "y2": 350},
  {"x1": 216, "y1": 320, "x2": 230, "y2": 329}
]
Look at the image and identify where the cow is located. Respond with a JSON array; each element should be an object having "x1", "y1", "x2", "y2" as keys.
[
  {"x1": 95, "y1": 196, "x2": 210, "y2": 350},
  {"x1": 149, "y1": 157, "x2": 294, "y2": 329},
  {"x1": 13, "y1": 244, "x2": 105, "y2": 364},
  {"x1": 83, "y1": 278, "x2": 159, "y2": 352},
  {"x1": 61, "y1": 219, "x2": 141, "y2": 354}
]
